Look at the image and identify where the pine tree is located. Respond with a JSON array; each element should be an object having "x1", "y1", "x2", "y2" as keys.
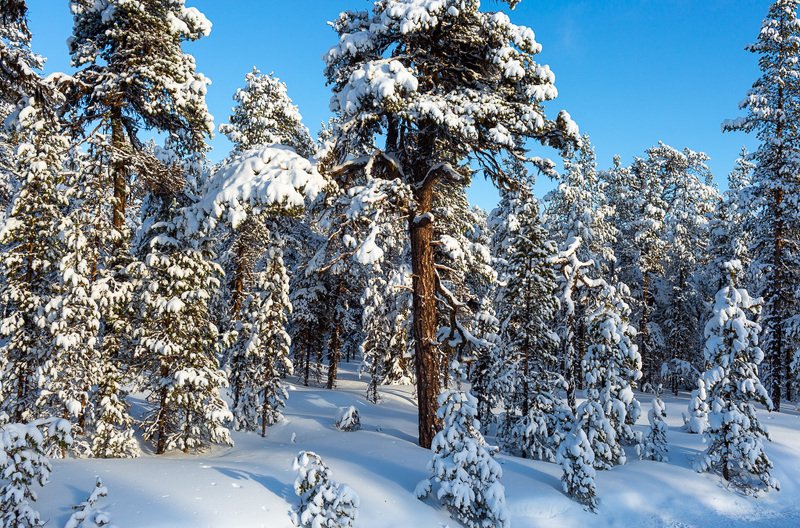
[
  {"x1": 583, "y1": 283, "x2": 642, "y2": 452},
  {"x1": 416, "y1": 386, "x2": 510, "y2": 528},
  {"x1": 0, "y1": 0, "x2": 42, "y2": 104},
  {"x1": 0, "y1": 97, "x2": 69, "y2": 423},
  {"x1": 556, "y1": 426, "x2": 597, "y2": 511},
  {"x1": 722, "y1": 0, "x2": 800, "y2": 410},
  {"x1": 695, "y1": 260, "x2": 779, "y2": 493},
  {"x1": 219, "y1": 68, "x2": 314, "y2": 157},
  {"x1": 0, "y1": 415, "x2": 73, "y2": 528},
  {"x1": 229, "y1": 244, "x2": 293, "y2": 437},
  {"x1": 641, "y1": 390, "x2": 668, "y2": 462},
  {"x1": 134, "y1": 189, "x2": 232, "y2": 454},
  {"x1": 64, "y1": 478, "x2": 112, "y2": 528},
  {"x1": 492, "y1": 188, "x2": 568, "y2": 462},
  {"x1": 325, "y1": 0, "x2": 579, "y2": 448},
  {"x1": 360, "y1": 270, "x2": 413, "y2": 403},
  {"x1": 290, "y1": 451, "x2": 359, "y2": 528}
]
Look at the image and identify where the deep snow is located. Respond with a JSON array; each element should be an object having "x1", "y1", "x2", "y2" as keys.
[{"x1": 36, "y1": 364, "x2": 800, "y2": 528}]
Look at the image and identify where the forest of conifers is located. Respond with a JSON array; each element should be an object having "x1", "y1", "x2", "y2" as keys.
[{"x1": 1, "y1": 0, "x2": 799, "y2": 526}]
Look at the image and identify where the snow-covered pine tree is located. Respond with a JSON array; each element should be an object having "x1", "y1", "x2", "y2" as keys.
[
  {"x1": 0, "y1": 0, "x2": 42, "y2": 104},
  {"x1": 0, "y1": 0, "x2": 42, "y2": 204},
  {"x1": 545, "y1": 135, "x2": 617, "y2": 276},
  {"x1": 325, "y1": 0, "x2": 579, "y2": 448},
  {"x1": 556, "y1": 425, "x2": 597, "y2": 511},
  {"x1": 335, "y1": 406, "x2": 361, "y2": 432},
  {"x1": 134, "y1": 185, "x2": 233, "y2": 454},
  {"x1": 416, "y1": 384, "x2": 510, "y2": 528},
  {"x1": 641, "y1": 390, "x2": 668, "y2": 462},
  {"x1": 0, "y1": 415, "x2": 73, "y2": 528},
  {"x1": 581, "y1": 282, "x2": 643, "y2": 464},
  {"x1": 219, "y1": 68, "x2": 314, "y2": 157},
  {"x1": 723, "y1": 0, "x2": 800, "y2": 410},
  {"x1": 290, "y1": 451, "x2": 359, "y2": 528},
  {"x1": 68, "y1": 0, "x2": 214, "y2": 227},
  {"x1": 360, "y1": 269, "x2": 413, "y2": 403},
  {"x1": 695, "y1": 260, "x2": 779, "y2": 492},
  {"x1": 290, "y1": 269, "x2": 329, "y2": 387},
  {"x1": 684, "y1": 382, "x2": 709, "y2": 434},
  {"x1": 229, "y1": 243, "x2": 293, "y2": 437},
  {"x1": 492, "y1": 188, "x2": 568, "y2": 462},
  {"x1": 0, "y1": 96, "x2": 69, "y2": 423}
]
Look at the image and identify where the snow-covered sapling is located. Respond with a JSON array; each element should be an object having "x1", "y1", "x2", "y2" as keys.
[
  {"x1": 335, "y1": 406, "x2": 361, "y2": 432},
  {"x1": 695, "y1": 261, "x2": 779, "y2": 492},
  {"x1": 0, "y1": 416, "x2": 73, "y2": 528},
  {"x1": 416, "y1": 389, "x2": 510, "y2": 528},
  {"x1": 556, "y1": 426, "x2": 598, "y2": 511},
  {"x1": 64, "y1": 477, "x2": 112, "y2": 528},
  {"x1": 290, "y1": 451, "x2": 359, "y2": 528},
  {"x1": 641, "y1": 390, "x2": 668, "y2": 462},
  {"x1": 683, "y1": 382, "x2": 708, "y2": 434}
]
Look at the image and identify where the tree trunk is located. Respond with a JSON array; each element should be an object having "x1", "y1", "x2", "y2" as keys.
[
  {"x1": 326, "y1": 322, "x2": 342, "y2": 390},
  {"x1": 640, "y1": 272, "x2": 653, "y2": 385},
  {"x1": 409, "y1": 177, "x2": 441, "y2": 449},
  {"x1": 110, "y1": 107, "x2": 127, "y2": 232},
  {"x1": 770, "y1": 187, "x2": 784, "y2": 412},
  {"x1": 155, "y1": 364, "x2": 170, "y2": 455}
]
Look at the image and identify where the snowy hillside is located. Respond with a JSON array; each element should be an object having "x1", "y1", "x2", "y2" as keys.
[{"x1": 36, "y1": 364, "x2": 800, "y2": 528}]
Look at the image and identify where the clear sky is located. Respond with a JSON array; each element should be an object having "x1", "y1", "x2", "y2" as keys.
[{"x1": 26, "y1": 0, "x2": 770, "y2": 210}]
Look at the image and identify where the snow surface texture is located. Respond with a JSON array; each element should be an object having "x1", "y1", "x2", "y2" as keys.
[{"x1": 31, "y1": 364, "x2": 800, "y2": 527}]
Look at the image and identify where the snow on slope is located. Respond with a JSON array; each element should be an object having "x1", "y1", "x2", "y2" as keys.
[{"x1": 36, "y1": 365, "x2": 800, "y2": 528}]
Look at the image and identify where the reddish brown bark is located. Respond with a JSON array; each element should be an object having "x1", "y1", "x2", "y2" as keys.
[{"x1": 409, "y1": 177, "x2": 441, "y2": 449}]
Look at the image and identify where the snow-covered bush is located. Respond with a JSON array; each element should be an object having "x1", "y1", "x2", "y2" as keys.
[
  {"x1": 416, "y1": 389, "x2": 510, "y2": 528},
  {"x1": 573, "y1": 399, "x2": 623, "y2": 470},
  {"x1": 556, "y1": 426, "x2": 597, "y2": 511},
  {"x1": 641, "y1": 393, "x2": 669, "y2": 462},
  {"x1": 64, "y1": 477, "x2": 112, "y2": 528},
  {"x1": 683, "y1": 383, "x2": 708, "y2": 434},
  {"x1": 335, "y1": 406, "x2": 361, "y2": 432},
  {"x1": 0, "y1": 415, "x2": 73, "y2": 528},
  {"x1": 695, "y1": 261, "x2": 779, "y2": 492},
  {"x1": 290, "y1": 451, "x2": 359, "y2": 528}
]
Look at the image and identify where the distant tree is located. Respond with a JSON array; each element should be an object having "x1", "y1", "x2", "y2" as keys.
[{"x1": 219, "y1": 68, "x2": 314, "y2": 157}]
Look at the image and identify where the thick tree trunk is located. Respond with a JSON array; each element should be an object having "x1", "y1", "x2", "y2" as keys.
[{"x1": 410, "y1": 178, "x2": 441, "y2": 449}]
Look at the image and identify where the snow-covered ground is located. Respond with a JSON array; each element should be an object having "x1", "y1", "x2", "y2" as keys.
[{"x1": 38, "y1": 365, "x2": 800, "y2": 528}]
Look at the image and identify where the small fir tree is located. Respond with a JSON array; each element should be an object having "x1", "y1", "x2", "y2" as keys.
[
  {"x1": 641, "y1": 390, "x2": 669, "y2": 462},
  {"x1": 695, "y1": 260, "x2": 779, "y2": 493},
  {"x1": 416, "y1": 382, "x2": 510, "y2": 528},
  {"x1": 556, "y1": 426, "x2": 598, "y2": 511},
  {"x1": 290, "y1": 451, "x2": 359, "y2": 528}
]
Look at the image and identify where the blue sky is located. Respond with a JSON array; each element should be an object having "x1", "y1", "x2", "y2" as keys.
[{"x1": 27, "y1": 0, "x2": 769, "y2": 210}]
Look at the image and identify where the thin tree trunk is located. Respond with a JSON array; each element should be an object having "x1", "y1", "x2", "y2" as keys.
[
  {"x1": 326, "y1": 322, "x2": 342, "y2": 390},
  {"x1": 110, "y1": 107, "x2": 127, "y2": 232},
  {"x1": 156, "y1": 364, "x2": 170, "y2": 455},
  {"x1": 771, "y1": 187, "x2": 784, "y2": 411},
  {"x1": 410, "y1": 177, "x2": 441, "y2": 449}
]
